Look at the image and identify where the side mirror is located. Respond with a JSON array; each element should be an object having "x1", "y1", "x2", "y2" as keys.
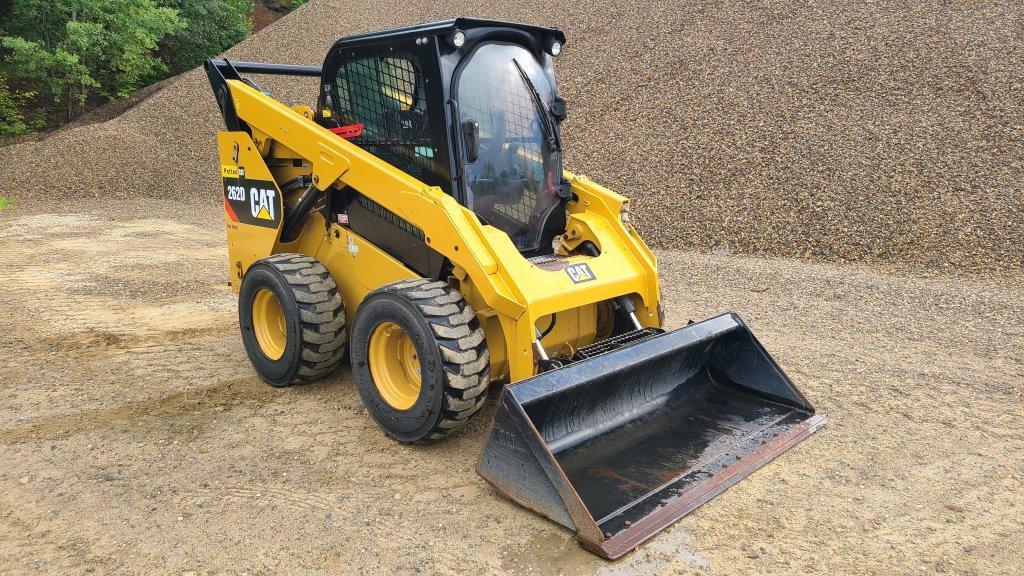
[
  {"x1": 462, "y1": 119, "x2": 480, "y2": 163},
  {"x1": 550, "y1": 97, "x2": 567, "y2": 122}
]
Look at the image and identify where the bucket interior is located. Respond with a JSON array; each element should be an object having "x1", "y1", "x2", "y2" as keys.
[{"x1": 519, "y1": 324, "x2": 815, "y2": 532}]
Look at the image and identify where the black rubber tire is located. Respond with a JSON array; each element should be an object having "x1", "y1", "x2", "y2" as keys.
[
  {"x1": 351, "y1": 279, "x2": 490, "y2": 443},
  {"x1": 238, "y1": 253, "x2": 346, "y2": 387}
]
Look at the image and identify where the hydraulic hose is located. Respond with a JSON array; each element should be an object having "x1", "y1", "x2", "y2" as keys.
[{"x1": 281, "y1": 184, "x2": 319, "y2": 242}]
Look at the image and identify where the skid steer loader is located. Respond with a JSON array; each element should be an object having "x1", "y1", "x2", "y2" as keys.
[{"x1": 204, "y1": 18, "x2": 824, "y2": 559}]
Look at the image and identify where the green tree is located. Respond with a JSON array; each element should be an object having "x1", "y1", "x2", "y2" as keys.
[
  {"x1": 0, "y1": 35, "x2": 98, "y2": 124},
  {"x1": 0, "y1": 73, "x2": 31, "y2": 136},
  {"x1": 0, "y1": 0, "x2": 183, "y2": 127},
  {"x1": 157, "y1": 0, "x2": 253, "y2": 74}
]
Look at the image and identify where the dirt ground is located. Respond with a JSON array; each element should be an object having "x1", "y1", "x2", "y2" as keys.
[{"x1": 0, "y1": 200, "x2": 1019, "y2": 575}]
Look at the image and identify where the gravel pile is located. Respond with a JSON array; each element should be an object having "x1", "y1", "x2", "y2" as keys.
[{"x1": 1, "y1": 0, "x2": 1020, "y2": 274}]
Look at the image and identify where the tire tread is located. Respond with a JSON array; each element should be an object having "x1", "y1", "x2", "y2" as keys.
[
  {"x1": 377, "y1": 278, "x2": 490, "y2": 441},
  {"x1": 260, "y1": 253, "x2": 346, "y2": 385}
]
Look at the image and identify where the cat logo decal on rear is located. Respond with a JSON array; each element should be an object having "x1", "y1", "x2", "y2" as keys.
[
  {"x1": 222, "y1": 173, "x2": 281, "y2": 229},
  {"x1": 250, "y1": 187, "x2": 276, "y2": 221}
]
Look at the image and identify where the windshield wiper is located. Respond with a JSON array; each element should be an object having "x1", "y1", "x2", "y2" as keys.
[{"x1": 512, "y1": 58, "x2": 561, "y2": 153}]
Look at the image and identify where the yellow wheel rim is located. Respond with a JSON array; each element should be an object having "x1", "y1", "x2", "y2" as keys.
[
  {"x1": 252, "y1": 288, "x2": 287, "y2": 361},
  {"x1": 368, "y1": 321, "x2": 421, "y2": 410}
]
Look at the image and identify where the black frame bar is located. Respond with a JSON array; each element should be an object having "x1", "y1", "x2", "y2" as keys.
[
  {"x1": 206, "y1": 59, "x2": 322, "y2": 77},
  {"x1": 204, "y1": 58, "x2": 323, "y2": 131}
]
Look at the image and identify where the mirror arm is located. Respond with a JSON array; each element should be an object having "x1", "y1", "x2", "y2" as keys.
[{"x1": 462, "y1": 119, "x2": 480, "y2": 163}]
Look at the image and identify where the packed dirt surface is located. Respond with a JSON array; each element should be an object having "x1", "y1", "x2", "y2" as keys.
[
  {"x1": 1, "y1": 0, "x2": 1022, "y2": 273},
  {"x1": 1, "y1": 200, "x2": 1021, "y2": 575}
]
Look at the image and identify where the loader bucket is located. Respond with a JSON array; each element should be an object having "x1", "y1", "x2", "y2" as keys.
[{"x1": 477, "y1": 313, "x2": 824, "y2": 559}]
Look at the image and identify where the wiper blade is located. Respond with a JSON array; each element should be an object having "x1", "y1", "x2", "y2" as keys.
[{"x1": 512, "y1": 58, "x2": 561, "y2": 152}]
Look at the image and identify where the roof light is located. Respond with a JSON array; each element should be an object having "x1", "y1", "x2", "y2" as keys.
[
  {"x1": 449, "y1": 30, "x2": 466, "y2": 48},
  {"x1": 547, "y1": 39, "x2": 562, "y2": 57}
]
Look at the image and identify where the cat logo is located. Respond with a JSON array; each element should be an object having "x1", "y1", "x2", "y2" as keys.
[
  {"x1": 250, "y1": 188, "x2": 276, "y2": 221},
  {"x1": 565, "y1": 262, "x2": 596, "y2": 284}
]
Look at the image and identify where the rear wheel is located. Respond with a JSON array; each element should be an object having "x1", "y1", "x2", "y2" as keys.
[
  {"x1": 239, "y1": 253, "x2": 346, "y2": 387},
  {"x1": 351, "y1": 279, "x2": 489, "y2": 442}
]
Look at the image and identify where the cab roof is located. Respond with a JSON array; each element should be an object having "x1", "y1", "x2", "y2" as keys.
[{"x1": 334, "y1": 18, "x2": 566, "y2": 47}]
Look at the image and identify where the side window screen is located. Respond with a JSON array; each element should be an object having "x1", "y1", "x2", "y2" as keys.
[{"x1": 333, "y1": 55, "x2": 434, "y2": 181}]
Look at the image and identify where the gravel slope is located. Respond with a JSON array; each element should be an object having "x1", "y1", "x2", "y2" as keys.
[
  {"x1": 0, "y1": 201, "x2": 1021, "y2": 575},
  {"x1": 0, "y1": 0, "x2": 1021, "y2": 274}
]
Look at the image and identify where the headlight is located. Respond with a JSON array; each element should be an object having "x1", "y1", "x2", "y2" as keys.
[
  {"x1": 547, "y1": 39, "x2": 563, "y2": 57},
  {"x1": 449, "y1": 30, "x2": 466, "y2": 48}
]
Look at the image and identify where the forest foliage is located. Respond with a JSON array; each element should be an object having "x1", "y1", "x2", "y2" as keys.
[{"x1": 0, "y1": 0, "x2": 257, "y2": 136}]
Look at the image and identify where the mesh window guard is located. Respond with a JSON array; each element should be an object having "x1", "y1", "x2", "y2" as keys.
[{"x1": 334, "y1": 56, "x2": 435, "y2": 181}]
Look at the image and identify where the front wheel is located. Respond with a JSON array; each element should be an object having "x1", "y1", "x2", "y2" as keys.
[{"x1": 351, "y1": 279, "x2": 490, "y2": 442}]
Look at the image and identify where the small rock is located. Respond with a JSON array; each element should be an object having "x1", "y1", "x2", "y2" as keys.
[{"x1": 945, "y1": 504, "x2": 965, "y2": 513}]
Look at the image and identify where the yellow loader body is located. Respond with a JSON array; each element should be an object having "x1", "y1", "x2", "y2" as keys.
[{"x1": 216, "y1": 83, "x2": 660, "y2": 381}]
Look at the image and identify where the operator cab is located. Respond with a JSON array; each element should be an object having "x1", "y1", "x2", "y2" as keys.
[{"x1": 317, "y1": 19, "x2": 568, "y2": 258}]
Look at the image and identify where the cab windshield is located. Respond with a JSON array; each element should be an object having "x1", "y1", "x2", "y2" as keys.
[{"x1": 457, "y1": 43, "x2": 562, "y2": 252}]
